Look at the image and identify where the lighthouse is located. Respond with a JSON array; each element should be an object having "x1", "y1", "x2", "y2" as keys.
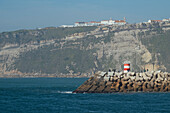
[{"x1": 123, "y1": 61, "x2": 130, "y2": 73}]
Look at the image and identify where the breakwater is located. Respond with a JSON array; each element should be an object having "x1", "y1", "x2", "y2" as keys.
[{"x1": 73, "y1": 71, "x2": 170, "y2": 93}]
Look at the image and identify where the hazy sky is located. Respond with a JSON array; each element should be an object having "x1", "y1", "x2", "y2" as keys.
[{"x1": 0, "y1": 0, "x2": 170, "y2": 32}]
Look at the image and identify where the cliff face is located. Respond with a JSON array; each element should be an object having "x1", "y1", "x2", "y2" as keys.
[{"x1": 0, "y1": 22, "x2": 170, "y2": 77}]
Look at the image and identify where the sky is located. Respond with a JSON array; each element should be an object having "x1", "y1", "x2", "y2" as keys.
[{"x1": 0, "y1": 0, "x2": 170, "y2": 32}]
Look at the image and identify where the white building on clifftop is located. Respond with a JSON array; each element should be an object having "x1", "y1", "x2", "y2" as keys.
[{"x1": 74, "y1": 17, "x2": 127, "y2": 27}]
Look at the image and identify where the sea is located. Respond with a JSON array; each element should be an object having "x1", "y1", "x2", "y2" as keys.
[{"x1": 0, "y1": 78, "x2": 170, "y2": 113}]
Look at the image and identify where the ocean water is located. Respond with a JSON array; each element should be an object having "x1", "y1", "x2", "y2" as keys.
[{"x1": 0, "y1": 78, "x2": 170, "y2": 113}]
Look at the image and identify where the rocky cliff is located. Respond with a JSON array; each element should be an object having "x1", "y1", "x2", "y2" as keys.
[{"x1": 0, "y1": 22, "x2": 170, "y2": 77}]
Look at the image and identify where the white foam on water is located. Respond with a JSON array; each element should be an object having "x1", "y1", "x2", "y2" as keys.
[{"x1": 57, "y1": 91, "x2": 74, "y2": 94}]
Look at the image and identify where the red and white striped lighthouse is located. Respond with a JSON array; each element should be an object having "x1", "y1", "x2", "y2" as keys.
[{"x1": 124, "y1": 63, "x2": 130, "y2": 73}]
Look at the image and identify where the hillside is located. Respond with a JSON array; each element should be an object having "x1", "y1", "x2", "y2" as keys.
[{"x1": 0, "y1": 22, "x2": 170, "y2": 77}]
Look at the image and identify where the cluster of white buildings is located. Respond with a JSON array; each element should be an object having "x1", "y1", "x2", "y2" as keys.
[
  {"x1": 148, "y1": 18, "x2": 170, "y2": 23},
  {"x1": 60, "y1": 18, "x2": 127, "y2": 28},
  {"x1": 60, "y1": 17, "x2": 170, "y2": 28},
  {"x1": 75, "y1": 18, "x2": 126, "y2": 26}
]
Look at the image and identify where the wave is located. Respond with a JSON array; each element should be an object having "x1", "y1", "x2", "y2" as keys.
[
  {"x1": 56, "y1": 91, "x2": 88, "y2": 94},
  {"x1": 57, "y1": 91, "x2": 74, "y2": 94}
]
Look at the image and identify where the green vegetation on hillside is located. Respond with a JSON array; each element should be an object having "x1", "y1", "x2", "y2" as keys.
[
  {"x1": 0, "y1": 26, "x2": 97, "y2": 47},
  {"x1": 15, "y1": 45, "x2": 96, "y2": 74},
  {"x1": 140, "y1": 30, "x2": 170, "y2": 72}
]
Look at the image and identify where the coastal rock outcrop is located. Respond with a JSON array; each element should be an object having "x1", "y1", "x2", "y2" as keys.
[{"x1": 73, "y1": 71, "x2": 170, "y2": 93}]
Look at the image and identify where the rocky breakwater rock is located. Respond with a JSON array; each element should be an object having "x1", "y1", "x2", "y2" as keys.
[{"x1": 73, "y1": 72, "x2": 170, "y2": 93}]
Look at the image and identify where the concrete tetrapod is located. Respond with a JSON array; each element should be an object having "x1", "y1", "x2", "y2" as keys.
[{"x1": 73, "y1": 72, "x2": 170, "y2": 93}]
